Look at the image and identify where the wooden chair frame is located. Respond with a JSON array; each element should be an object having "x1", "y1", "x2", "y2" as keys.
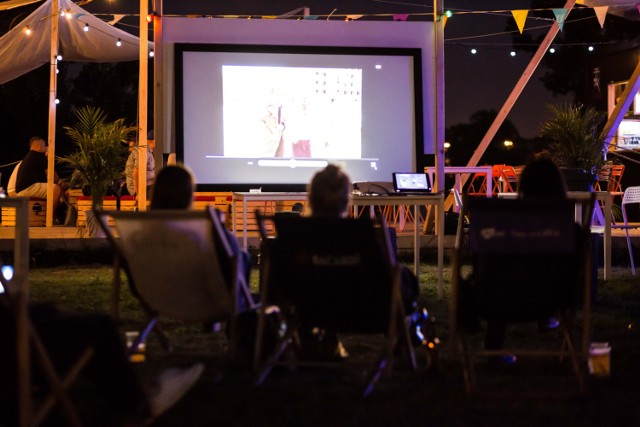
[
  {"x1": 2, "y1": 198, "x2": 92, "y2": 427},
  {"x1": 96, "y1": 207, "x2": 244, "y2": 357}
]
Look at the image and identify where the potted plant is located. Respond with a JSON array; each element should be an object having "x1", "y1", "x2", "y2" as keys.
[
  {"x1": 59, "y1": 106, "x2": 136, "y2": 232},
  {"x1": 539, "y1": 103, "x2": 608, "y2": 191}
]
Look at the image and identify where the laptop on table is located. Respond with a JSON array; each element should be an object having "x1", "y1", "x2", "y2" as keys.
[{"x1": 392, "y1": 172, "x2": 432, "y2": 196}]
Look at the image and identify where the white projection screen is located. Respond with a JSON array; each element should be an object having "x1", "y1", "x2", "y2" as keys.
[{"x1": 165, "y1": 18, "x2": 435, "y2": 191}]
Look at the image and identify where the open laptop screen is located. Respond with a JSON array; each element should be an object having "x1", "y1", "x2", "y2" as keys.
[{"x1": 392, "y1": 172, "x2": 432, "y2": 193}]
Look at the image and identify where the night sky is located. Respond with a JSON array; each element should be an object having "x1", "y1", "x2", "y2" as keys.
[{"x1": 0, "y1": 0, "x2": 627, "y2": 174}]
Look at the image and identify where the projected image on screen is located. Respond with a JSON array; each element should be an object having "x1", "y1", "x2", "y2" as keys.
[
  {"x1": 175, "y1": 44, "x2": 424, "y2": 191},
  {"x1": 223, "y1": 66, "x2": 362, "y2": 159}
]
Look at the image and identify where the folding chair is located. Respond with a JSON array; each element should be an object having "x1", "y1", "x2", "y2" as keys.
[
  {"x1": 254, "y1": 214, "x2": 416, "y2": 396},
  {"x1": 95, "y1": 207, "x2": 245, "y2": 357},
  {"x1": 1, "y1": 198, "x2": 92, "y2": 427},
  {"x1": 451, "y1": 196, "x2": 593, "y2": 394},
  {"x1": 611, "y1": 186, "x2": 640, "y2": 275}
]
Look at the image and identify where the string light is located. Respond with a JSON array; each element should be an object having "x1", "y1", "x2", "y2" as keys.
[
  {"x1": 149, "y1": 50, "x2": 154, "y2": 58},
  {"x1": 510, "y1": 51, "x2": 516, "y2": 57},
  {"x1": 471, "y1": 48, "x2": 477, "y2": 54},
  {"x1": 84, "y1": 23, "x2": 89, "y2": 32},
  {"x1": 588, "y1": 46, "x2": 595, "y2": 52},
  {"x1": 116, "y1": 38, "x2": 122, "y2": 47},
  {"x1": 24, "y1": 26, "x2": 31, "y2": 36},
  {"x1": 549, "y1": 47, "x2": 556, "y2": 53},
  {"x1": 55, "y1": 99, "x2": 60, "y2": 104},
  {"x1": 64, "y1": 10, "x2": 72, "y2": 19},
  {"x1": 56, "y1": 54, "x2": 62, "y2": 61}
]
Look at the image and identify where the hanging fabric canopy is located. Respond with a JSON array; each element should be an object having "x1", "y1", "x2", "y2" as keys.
[{"x1": 0, "y1": 0, "x2": 153, "y2": 85}]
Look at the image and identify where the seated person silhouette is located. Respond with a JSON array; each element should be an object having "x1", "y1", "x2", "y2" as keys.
[
  {"x1": 302, "y1": 164, "x2": 420, "y2": 359},
  {"x1": 150, "y1": 164, "x2": 254, "y2": 312},
  {"x1": 483, "y1": 156, "x2": 566, "y2": 365}
]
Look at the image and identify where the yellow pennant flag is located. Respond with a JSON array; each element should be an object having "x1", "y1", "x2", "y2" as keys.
[
  {"x1": 511, "y1": 10, "x2": 528, "y2": 34},
  {"x1": 594, "y1": 6, "x2": 608, "y2": 28},
  {"x1": 575, "y1": 0, "x2": 585, "y2": 4}
]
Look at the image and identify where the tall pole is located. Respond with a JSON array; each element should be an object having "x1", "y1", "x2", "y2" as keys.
[
  {"x1": 138, "y1": 0, "x2": 149, "y2": 210},
  {"x1": 153, "y1": 0, "x2": 163, "y2": 163},
  {"x1": 46, "y1": 0, "x2": 59, "y2": 227}
]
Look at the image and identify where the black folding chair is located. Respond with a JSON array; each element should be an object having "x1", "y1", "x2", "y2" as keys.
[
  {"x1": 450, "y1": 196, "x2": 593, "y2": 394},
  {"x1": 254, "y1": 214, "x2": 416, "y2": 396}
]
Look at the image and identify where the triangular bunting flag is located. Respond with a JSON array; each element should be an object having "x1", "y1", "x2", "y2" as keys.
[
  {"x1": 553, "y1": 9, "x2": 567, "y2": 31},
  {"x1": 345, "y1": 14, "x2": 362, "y2": 21},
  {"x1": 262, "y1": 16, "x2": 277, "y2": 19},
  {"x1": 393, "y1": 14, "x2": 409, "y2": 21},
  {"x1": 594, "y1": 6, "x2": 608, "y2": 28},
  {"x1": 442, "y1": 15, "x2": 448, "y2": 28},
  {"x1": 511, "y1": 10, "x2": 528, "y2": 34},
  {"x1": 303, "y1": 15, "x2": 319, "y2": 20},
  {"x1": 107, "y1": 14, "x2": 125, "y2": 25},
  {"x1": 576, "y1": 0, "x2": 585, "y2": 4}
]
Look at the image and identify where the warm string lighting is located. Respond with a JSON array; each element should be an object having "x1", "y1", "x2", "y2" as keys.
[
  {"x1": 21, "y1": 8, "x2": 154, "y2": 53},
  {"x1": 454, "y1": 42, "x2": 603, "y2": 57}
]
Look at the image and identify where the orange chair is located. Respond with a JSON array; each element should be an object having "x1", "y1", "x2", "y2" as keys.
[{"x1": 498, "y1": 165, "x2": 519, "y2": 193}]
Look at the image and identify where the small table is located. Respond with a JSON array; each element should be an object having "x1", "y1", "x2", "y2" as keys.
[{"x1": 232, "y1": 191, "x2": 446, "y2": 296}]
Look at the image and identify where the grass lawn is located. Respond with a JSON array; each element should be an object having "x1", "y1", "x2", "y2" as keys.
[{"x1": 28, "y1": 263, "x2": 640, "y2": 426}]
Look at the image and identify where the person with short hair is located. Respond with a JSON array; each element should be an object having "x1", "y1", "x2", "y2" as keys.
[
  {"x1": 15, "y1": 137, "x2": 62, "y2": 213},
  {"x1": 303, "y1": 164, "x2": 421, "y2": 359}
]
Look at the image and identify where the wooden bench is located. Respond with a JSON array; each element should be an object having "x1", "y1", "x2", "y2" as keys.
[
  {"x1": 76, "y1": 196, "x2": 137, "y2": 227},
  {"x1": 1, "y1": 198, "x2": 47, "y2": 227}
]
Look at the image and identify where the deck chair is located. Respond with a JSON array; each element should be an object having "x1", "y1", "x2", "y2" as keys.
[
  {"x1": 611, "y1": 186, "x2": 640, "y2": 275},
  {"x1": 451, "y1": 196, "x2": 593, "y2": 394},
  {"x1": 1, "y1": 198, "x2": 92, "y2": 427},
  {"x1": 95, "y1": 207, "x2": 244, "y2": 357},
  {"x1": 253, "y1": 214, "x2": 416, "y2": 396}
]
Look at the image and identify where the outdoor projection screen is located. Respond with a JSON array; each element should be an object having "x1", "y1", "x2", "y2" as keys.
[{"x1": 165, "y1": 19, "x2": 435, "y2": 191}]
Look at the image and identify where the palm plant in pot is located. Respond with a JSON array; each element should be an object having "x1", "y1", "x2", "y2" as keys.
[
  {"x1": 59, "y1": 106, "x2": 136, "y2": 232},
  {"x1": 539, "y1": 103, "x2": 608, "y2": 191}
]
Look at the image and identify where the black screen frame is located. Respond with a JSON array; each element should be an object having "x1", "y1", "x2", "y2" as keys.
[{"x1": 174, "y1": 42, "x2": 425, "y2": 192}]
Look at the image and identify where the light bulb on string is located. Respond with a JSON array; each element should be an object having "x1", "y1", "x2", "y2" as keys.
[
  {"x1": 549, "y1": 47, "x2": 556, "y2": 53},
  {"x1": 64, "y1": 10, "x2": 72, "y2": 19},
  {"x1": 149, "y1": 50, "x2": 154, "y2": 58},
  {"x1": 588, "y1": 46, "x2": 594, "y2": 52},
  {"x1": 84, "y1": 23, "x2": 89, "y2": 32},
  {"x1": 510, "y1": 51, "x2": 516, "y2": 57},
  {"x1": 56, "y1": 54, "x2": 62, "y2": 61},
  {"x1": 25, "y1": 26, "x2": 31, "y2": 36},
  {"x1": 116, "y1": 38, "x2": 122, "y2": 47},
  {"x1": 55, "y1": 99, "x2": 60, "y2": 105},
  {"x1": 471, "y1": 48, "x2": 477, "y2": 55}
]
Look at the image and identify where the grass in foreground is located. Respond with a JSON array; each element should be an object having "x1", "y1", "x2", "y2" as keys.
[{"x1": 26, "y1": 264, "x2": 640, "y2": 426}]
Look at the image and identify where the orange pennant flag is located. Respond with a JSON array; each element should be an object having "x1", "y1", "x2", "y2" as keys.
[
  {"x1": 511, "y1": 10, "x2": 528, "y2": 34},
  {"x1": 594, "y1": 6, "x2": 608, "y2": 28},
  {"x1": 442, "y1": 15, "x2": 448, "y2": 28}
]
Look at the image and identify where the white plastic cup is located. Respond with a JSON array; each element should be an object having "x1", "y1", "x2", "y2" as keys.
[{"x1": 588, "y1": 342, "x2": 611, "y2": 377}]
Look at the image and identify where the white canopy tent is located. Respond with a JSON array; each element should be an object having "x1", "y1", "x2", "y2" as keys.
[
  {"x1": 0, "y1": 0, "x2": 152, "y2": 225},
  {"x1": 0, "y1": 0, "x2": 152, "y2": 84}
]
